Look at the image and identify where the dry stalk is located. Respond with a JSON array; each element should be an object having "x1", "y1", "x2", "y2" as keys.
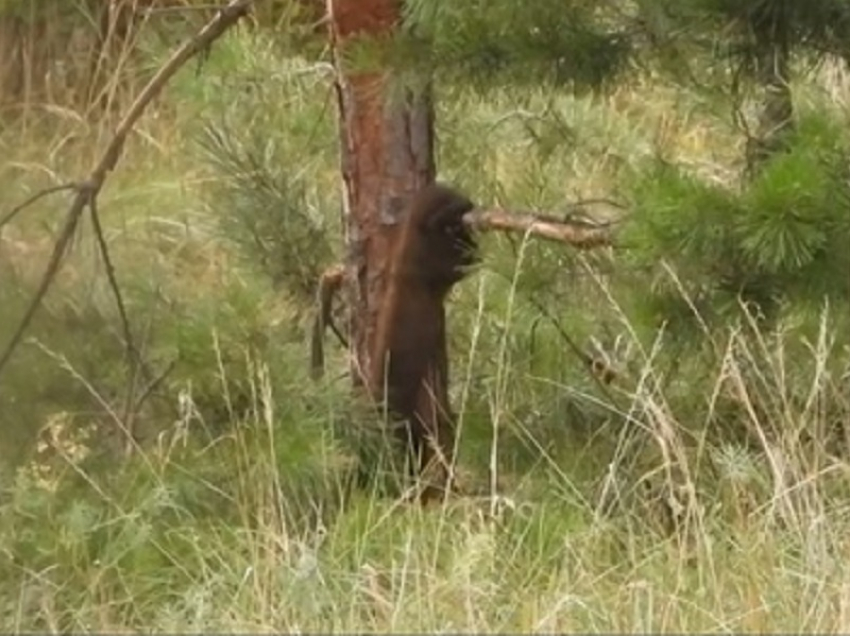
[{"x1": 0, "y1": 0, "x2": 254, "y2": 406}]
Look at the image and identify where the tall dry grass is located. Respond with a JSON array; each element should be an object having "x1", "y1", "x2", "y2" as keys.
[{"x1": 0, "y1": 22, "x2": 849, "y2": 633}]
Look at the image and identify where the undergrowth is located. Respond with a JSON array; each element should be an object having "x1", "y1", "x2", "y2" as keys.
[{"x1": 1, "y1": 27, "x2": 849, "y2": 633}]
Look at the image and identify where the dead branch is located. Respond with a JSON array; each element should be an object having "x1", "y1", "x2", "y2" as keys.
[
  {"x1": 463, "y1": 208, "x2": 617, "y2": 249},
  {"x1": 0, "y1": 183, "x2": 77, "y2": 230},
  {"x1": 0, "y1": 183, "x2": 91, "y2": 377},
  {"x1": 89, "y1": 195, "x2": 138, "y2": 366},
  {"x1": 310, "y1": 263, "x2": 347, "y2": 379},
  {"x1": 308, "y1": 203, "x2": 623, "y2": 379},
  {"x1": 136, "y1": 4, "x2": 228, "y2": 15},
  {"x1": 0, "y1": 0, "x2": 254, "y2": 381},
  {"x1": 525, "y1": 295, "x2": 622, "y2": 401}
]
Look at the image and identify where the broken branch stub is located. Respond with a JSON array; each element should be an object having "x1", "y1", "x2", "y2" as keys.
[
  {"x1": 310, "y1": 263, "x2": 347, "y2": 379},
  {"x1": 463, "y1": 208, "x2": 615, "y2": 249}
]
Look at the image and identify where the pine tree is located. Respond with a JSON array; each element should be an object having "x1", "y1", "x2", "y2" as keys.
[
  {"x1": 398, "y1": 0, "x2": 850, "y2": 339},
  {"x1": 319, "y1": 0, "x2": 636, "y2": 498},
  {"x1": 622, "y1": 0, "x2": 850, "y2": 338},
  {"x1": 401, "y1": 0, "x2": 634, "y2": 92},
  {"x1": 641, "y1": 0, "x2": 850, "y2": 172}
]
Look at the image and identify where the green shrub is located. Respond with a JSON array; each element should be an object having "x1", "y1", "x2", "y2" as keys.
[{"x1": 621, "y1": 110, "x2": 850, "y2": 342}]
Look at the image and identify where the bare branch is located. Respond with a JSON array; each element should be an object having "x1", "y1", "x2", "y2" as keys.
[
  {"x1": 88, "y1": 194, "x2": 148, "y2": 396},
  {"x1": 308, "y1": 201, "x2": 624, "y2": 377},
  {"x1": 0, "y1": 182, "x2": 77, "y2": 231},
  {"x1": 91, "y1": 0, "x2": 253, "y2": 184},
  {"x1": 0, "y1": 0, "x2": 254, "y2": 381},
  {"x1": 136, "y1": 4, "x2": 229, "y2": 15},
  {"x1": 464, "y1": 208, "x2": 617, "y2": 249},
  {"x1": 0, "y1": 183, "x2": 92, "y2": 376}
]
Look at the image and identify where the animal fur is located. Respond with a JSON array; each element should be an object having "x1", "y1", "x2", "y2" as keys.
[{"x1": 368, "y1": 182, "x2": 478, "y2": 502}]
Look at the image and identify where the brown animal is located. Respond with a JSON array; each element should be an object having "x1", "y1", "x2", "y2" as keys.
[{"x1": 368, "y1": 182, "x2": 478, "y2": 503}]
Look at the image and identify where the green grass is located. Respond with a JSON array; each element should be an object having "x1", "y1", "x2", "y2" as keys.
[{"x1": 1, "y1": 27, "x2": 850, "y2": 632}]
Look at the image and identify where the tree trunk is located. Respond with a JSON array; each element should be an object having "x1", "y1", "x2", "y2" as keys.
[{"x1": 326, "y1": 0, "x2": 435, "y2": 388}]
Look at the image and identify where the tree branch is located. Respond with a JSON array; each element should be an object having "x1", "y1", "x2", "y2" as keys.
[
  {"x1": 308, "y1": 202, "x2": 625, "y2": 378},
  {"x1": 0, "y1": 0, "x2": 254, "y2": 380},
  {"x1": 0, "y1": 183, "x2": 77, "y2": 230},
  {"x1": 464, "y1": 207, "x2": 618, "y2": 249}
]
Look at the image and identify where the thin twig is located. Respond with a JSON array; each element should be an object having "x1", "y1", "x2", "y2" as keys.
[
  {"x1": 526, "y1": 294, "x2": 622, "y2": 402},
  {"x1": 89, "y1": 193, "x2": 149, "y2": 443},
  {"x1": 89, "y1": 195, "x2": 140, "y2": 371},
  {"x1": 0, "y1": 182, "x2": 93, "y2": 375},
  {"x1": 0, "y1": 0, "x2": 254, "y2": 381},
  {"x1": 137, "y1": 4, "x2": 231, "y2": 15},
  {"x1": 0, "y1": 182, "x2": 77, "y2": 231},
  {"x1": 133, "y1": 359, "x2": 177, "y2": 418}
]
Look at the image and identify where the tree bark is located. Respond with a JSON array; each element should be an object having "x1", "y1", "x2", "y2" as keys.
[{"x1": 326, "y1": 0, "x2": 435, "y2": 388}]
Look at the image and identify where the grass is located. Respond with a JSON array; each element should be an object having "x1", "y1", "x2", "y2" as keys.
[{"x1": 1, "y1": 24, "x2": 850, "y2": 633}]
